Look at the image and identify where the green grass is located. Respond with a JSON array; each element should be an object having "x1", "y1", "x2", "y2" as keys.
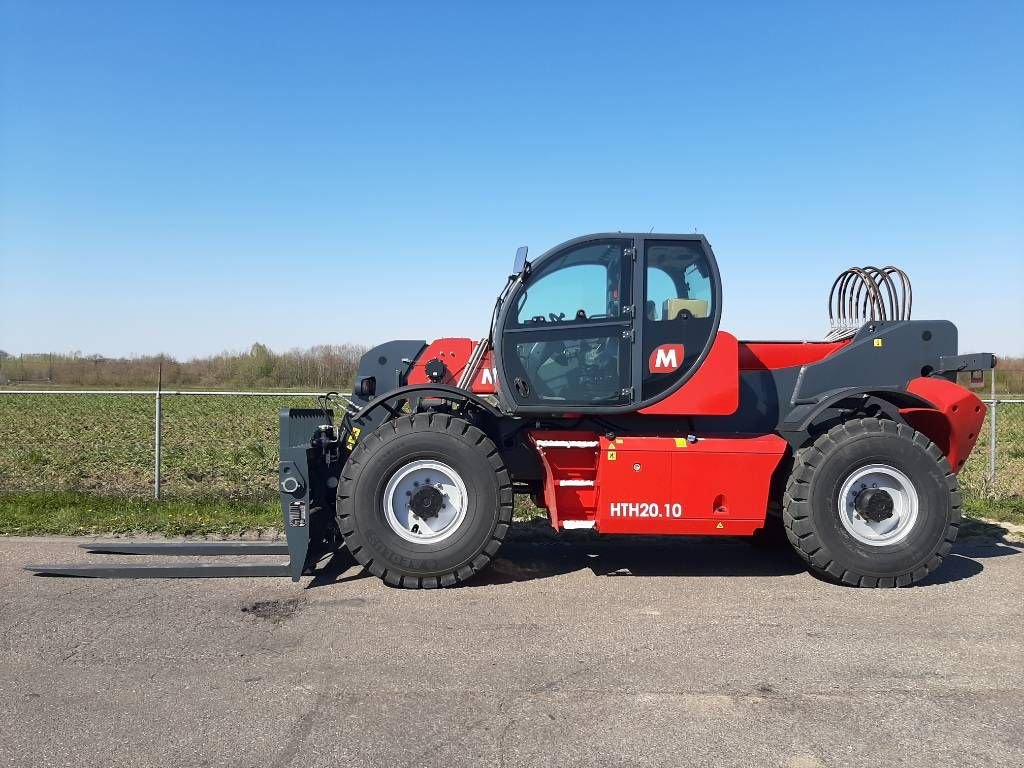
[
  {"x1": 964, "y1": 496, "x2": 1024, "y2": 526},
  {"x1": 0, "y1": 492, "x2": 279, "y2": 536},
  {"x1": 957, "y1": 402, "x2": 1024, "y2": 500},
  {"x1": 1, "y1": 391, "x2": 1021, "y2": 534},
  {"x1": 3, "y1": 393, "x2": 1021, "y2": 501},
  {"x1": 0, "y1": 492, "x2": 541, "y2": 536},
  {"x1": 0, "y1": 491, "x2": 1018, "y2": 538},
  {"x1": 0, "y1": 393, "x2": 321, "y2": 499}
]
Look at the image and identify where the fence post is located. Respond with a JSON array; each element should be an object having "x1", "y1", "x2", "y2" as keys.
[
  {"x1": 988, "y1": 373, "x2": 996, "y2": 495},
  {"x1": 154, "y1": 360, "x2": 163, "y2": 500}
]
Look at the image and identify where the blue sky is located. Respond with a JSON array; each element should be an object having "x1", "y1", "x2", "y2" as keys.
[{"x1": 1, "y1": 1, "x2": 1021, "y2": 358}]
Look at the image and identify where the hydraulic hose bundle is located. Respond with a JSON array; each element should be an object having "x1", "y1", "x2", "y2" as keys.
[{"x1": 826, "y1": 266, "x2": 912, "y2": 341}]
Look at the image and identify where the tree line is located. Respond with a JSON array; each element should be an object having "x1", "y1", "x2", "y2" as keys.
[
  {"x1": 1, "y1": 346, "x2": 1022, "y2": 394},
  {"x1": 0, "y1": 343, "x2": 367, "y2": 390}
]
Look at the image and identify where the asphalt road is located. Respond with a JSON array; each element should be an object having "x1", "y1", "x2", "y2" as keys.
[{"x1": 1, "y1": 525, "x2": 1022, "y2": 768}]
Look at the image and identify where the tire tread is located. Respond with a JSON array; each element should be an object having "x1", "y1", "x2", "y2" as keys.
[
  {"x1": 782, "y1": 417, "x2": 961, "y2": 588},
  {"x1": 336, "y1": 413, "x2": 512, "y2": 589}
]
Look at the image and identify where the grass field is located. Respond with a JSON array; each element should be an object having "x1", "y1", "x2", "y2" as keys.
[
  {"x1": 0, "y1": 491, "x2": 1019, "y2": 537},
  {"x1": 0, "y1": 492, "x2": 281, "y2": 536},
  {"x1": 1, "y1": 392, "x2": 1021, "y2": 535},
  {"x1": 956, "y1": 397, "x2": 1024, "y2": 500},
  {"x1": 0, "y1": 393, "x2": 317, "y2": 499}
]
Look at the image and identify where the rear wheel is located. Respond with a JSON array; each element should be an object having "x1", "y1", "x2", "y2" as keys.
[
  {"x1": 783, "y1": 417, "x2": 960, "y2": 587},
  {"x1": 337, "y1": 412, "x2": 512, "y2": 588}
]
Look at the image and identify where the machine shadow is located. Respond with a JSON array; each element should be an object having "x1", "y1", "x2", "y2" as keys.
[
  {"x1": 304, "y1": 533, "x2": 805, "y2": 588},
  {"x1": 305, "y1": 518, "x2": 1019, "y2": 589},
  {"x1": 465, "y1": 532, "x2": 807, "y2": 587},
  {"x1": 916, "y1": 519, "x2": 1023, "y2": 587},
  {"x1": 305, "y1": 548, "x2": 370, "y2": 589}
]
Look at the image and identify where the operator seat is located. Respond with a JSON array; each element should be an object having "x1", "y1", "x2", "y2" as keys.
[{"x1": 663, "y1": 298, "x2": 709, "y2": 320}]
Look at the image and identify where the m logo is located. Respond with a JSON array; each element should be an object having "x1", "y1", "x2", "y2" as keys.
[
  {"x1": 648, "y1": 344, "x2": 685, "y2": 374},
  {"x1": 474, "y1": 366, "x2": 498, "y2": 393}
]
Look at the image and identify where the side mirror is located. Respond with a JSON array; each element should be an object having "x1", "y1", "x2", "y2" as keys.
[{"x1": 512, "y1": 245, "x2": 528, "y2": 276}]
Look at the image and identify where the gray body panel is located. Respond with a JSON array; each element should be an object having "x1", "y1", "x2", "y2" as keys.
[{"x1": 351, "y1": 339, "x2": 428, "y2": 407}]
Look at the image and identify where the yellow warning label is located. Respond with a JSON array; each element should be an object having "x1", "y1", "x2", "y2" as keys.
[
  {"x1": 615, "y1": 438, "x2": 624, "y2": 445},
  {"x1": 608, "y1": 450, "x2": 617, "y2": 461},
  {"x1": 715, "y1": 521, "x2": 725, "y2": 529},
  {"x1": 674, "y1": 438, "x2": 688, "y2": 448},
  {"x1": 873, "y1": 338, "x2": 883, "y2": 348}
]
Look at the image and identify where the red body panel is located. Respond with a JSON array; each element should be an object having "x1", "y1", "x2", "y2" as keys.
[
  {"x1": 406, "y1": 338, "x2": 498, "y2": 394},
  {"x1": 472, "y1": 350, "x2": 498, "y2": 394},
  {"x1": 530, "y1": 430, "x2": 788, "y2": 536},
  {"x1": 638, "y1": 332, "x2": 740, "y2": 416},
  {"x1": 406, "y1": 338, "x2": 475, "y2": 386},
  {"x1": 528, "y1": 431, "x2": 601, "y2": 530},
  {"x1": 738, "y1": 339, "x2": 850, "y2": 371},
  {"x1": 902, "y1": 377, "x2": 986, "y2": 472}
]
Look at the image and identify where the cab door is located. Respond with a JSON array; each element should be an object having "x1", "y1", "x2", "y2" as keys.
[
  {"x1": 497, "y1": 236, "x2": 636, "y2": 412},
  {"x1": 635, "y1": 236, "x2": 722, "y2": 402}
]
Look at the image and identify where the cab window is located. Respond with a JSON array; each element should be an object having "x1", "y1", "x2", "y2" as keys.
[
  {"x1": 502, "y1": 238, "x2": 632, "y2": 407},
  {"x1": 642, "y1": 241, "x2": 717, "y2": 400},
  {"x1": 645, "y1": 259, "x2": 712, "y2": 321},
  {"x1": 514, "y1": 242, "x2": 627, "y2": 326}
]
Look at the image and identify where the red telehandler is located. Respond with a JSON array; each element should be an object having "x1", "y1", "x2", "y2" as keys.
[{"x1": 31, "y1": 233, "x2": 995, "y2": 587}]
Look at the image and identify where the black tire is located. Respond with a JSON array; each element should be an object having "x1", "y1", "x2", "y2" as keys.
[
  {"x1": 336, "y1": 412, "x2": 512, "y2": 588},
  {"x1": 783, "y1": 417, "x2": 961, "y2": 587}
]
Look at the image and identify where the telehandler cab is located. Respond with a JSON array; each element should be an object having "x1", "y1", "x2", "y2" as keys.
[{"x1": 31, "y1": 233, "x2": 995, "y2": 588}]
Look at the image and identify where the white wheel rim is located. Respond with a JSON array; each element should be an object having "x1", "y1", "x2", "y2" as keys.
[
  {"x1": 837, "y1": 463, "x2": 919, "y2": 547},
  {"x1": 382, "y1": 460, "x2": 468, "y2": 544}
]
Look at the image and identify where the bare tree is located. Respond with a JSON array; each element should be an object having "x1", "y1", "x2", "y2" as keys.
[{"x1": 4, "y1": 344, "x2": 367, "y2": 389}]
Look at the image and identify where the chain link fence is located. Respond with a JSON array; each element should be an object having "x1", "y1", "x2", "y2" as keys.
[
  {"x1": 0, "y1": 390, "x2": 1021, "y2": 502},
  {"x1": 957, "y1": 398, "x2": 1024, "y2": 500},
  {"x1": 0, "y1": 391, "x2": 324, "y2": 501}
]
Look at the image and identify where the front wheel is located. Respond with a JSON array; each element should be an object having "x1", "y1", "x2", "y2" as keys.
[
  {"x1": 336, "y1": 413, "x2": 513, "y2": 588},
  {"x1": 783, "y1": 418, "x2": 961, "y2": 587}
]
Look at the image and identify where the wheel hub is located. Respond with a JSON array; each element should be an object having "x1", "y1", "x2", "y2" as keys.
[
  {"x1": 409, "y1": 485, "x2": 444, "y2": 520},
  {"x1": 381, "y1": 460, "x2": 468, "y2": 544},
  {"x1": 837, "y1": 463, "x2": 920, "y2": 547},
  {"x1": 853, "y1": 487, "x2": 895, "y2": 523}
]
